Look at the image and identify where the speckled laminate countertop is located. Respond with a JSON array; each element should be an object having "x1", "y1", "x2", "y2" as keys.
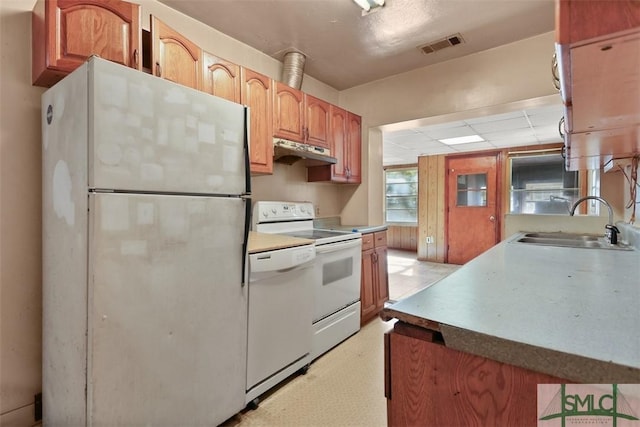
[
  {"x1": 382, "y1": 233, "x2": 640, "y2": 383},
  {"x1": 248, "y1": 231, "x2": 313, "y2": 254}
]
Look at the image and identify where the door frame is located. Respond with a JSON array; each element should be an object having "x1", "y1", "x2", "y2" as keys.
[{"x1": 444, "y1": 151, "x2": 503, "y2": 263}]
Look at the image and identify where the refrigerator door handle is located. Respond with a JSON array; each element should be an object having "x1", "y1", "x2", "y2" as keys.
[
  {"x1": 243, "y1": 107, "x2": 252, "y2": 195},
  {"x1": 241, "y1": 196, "x2": 252, "y2": 286}
]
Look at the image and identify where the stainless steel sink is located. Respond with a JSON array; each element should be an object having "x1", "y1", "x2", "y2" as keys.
[{"x1": 513, "y1": 232, "x2": 634, "y2": 251}]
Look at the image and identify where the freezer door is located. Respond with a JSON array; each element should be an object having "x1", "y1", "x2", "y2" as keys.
[
  {"x1": 87, "y1": 57, "x2": 248, "y2": 195},
  {"x1": 87, "y1": 193, "x2": 248, "y2": 426}
]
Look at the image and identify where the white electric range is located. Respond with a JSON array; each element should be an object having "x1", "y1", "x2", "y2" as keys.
[{"x1": 252, "y1": 201, "x2": 362, "y2": 360}]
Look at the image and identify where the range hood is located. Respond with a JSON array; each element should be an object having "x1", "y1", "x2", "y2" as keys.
[{"x1": 273, "y1": 139, "x2": 337, "y2": 166}]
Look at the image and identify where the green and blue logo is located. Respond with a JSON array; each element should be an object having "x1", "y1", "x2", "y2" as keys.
[{"x1": 539, "y1": 384, "x2": 639, "y2": 427}]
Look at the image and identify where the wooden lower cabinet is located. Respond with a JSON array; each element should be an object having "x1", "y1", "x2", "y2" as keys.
[
  {"x1": 360, "y1": 231, "x2": 389, "y2": 325},
  {"x1": 385, "y1": 322, "x2": 567, "y2": 427}
]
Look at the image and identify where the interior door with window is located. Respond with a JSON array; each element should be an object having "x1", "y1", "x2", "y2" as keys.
[{"x1": 446, "y1": 153, "x2": 500, "y2": 265}]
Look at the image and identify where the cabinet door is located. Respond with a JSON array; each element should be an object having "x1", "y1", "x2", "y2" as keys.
[
  {"x1": 202, "y1": 52, "x2": 241, "y2": 103},
  {"x1": 374, "y1": 246, "x2": 389, "y2": 308},
  {"x1": 305, "y1": 94, "x2": 331, "y2": 149},
  {"x1": 387, "y1": 328, "x2": 567, "y2": 426},
  {"x1": 32, "y1": 0, "x2": 141, "y2": 87},
  {"x1": 242, "y1": 68, "x2": 273, "y2": 175},
  {"x1": 330, "y1": 105, "x2": 348, "y2": 182},
  {"x1": 151, "y1": 16, "x2": 202, "y2": 91},
  {"x1": 360, "y1": 248, "x2": 377, "y2": 324},
  {"x1": 347, "y1": 112, "x2": 362, "y2": 183},
  {"x1": 273, "y1": 82, "x2": 305, "y2": 142}
]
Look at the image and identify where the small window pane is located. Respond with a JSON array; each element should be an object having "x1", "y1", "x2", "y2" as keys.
[
  {"x1": 457, "y1": 173, "x2": 487, "y2": 207},
  {"x1": 510, "y1": 153, "x2": 580, "y2": 215},
  {"x1": 385, "y1": 168, "x2": 418, "y2": 223}
]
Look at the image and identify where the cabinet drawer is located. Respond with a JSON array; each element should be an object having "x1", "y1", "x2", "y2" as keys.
[
  {"x1": 362, "y1": 233, "x2": 374, "y2": 251},
  {"x1": 374, "y1": 231, "x2": 387, "y2": 248}
]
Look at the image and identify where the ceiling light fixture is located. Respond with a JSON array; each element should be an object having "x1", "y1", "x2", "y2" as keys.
[
  {"x1": 438, "y1": 135, "x2": 485, "y2": 145},
  {"x1": 352, "y1": 0, "x2": 385, "y2": 12}
]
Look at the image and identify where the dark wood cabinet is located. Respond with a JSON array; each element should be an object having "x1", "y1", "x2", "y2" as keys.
[
  {"x1": 150, "y1": 16, "x2": 202, "y2": 91},
  {"x1": 32, "y1": 0, "x2": 141, "y2": 87},
  {"x1": 360, "y1": 231, "x2": 389, "y2": 325},
  {"x1": 555, "y1": 0, "x2": 640, "y2": 170},
  {"x1": 202, "y1": 52, "x2": 241, "y2": 103},
  {"x1": 307, "y1": 107, "x2": 362, "y2": 183},
  {"x1": 242, "y1": 68, "x2": 273, "y2": 175},
  {"x1": 385, "y1": 322, "x2": 568, "y2": 427}
]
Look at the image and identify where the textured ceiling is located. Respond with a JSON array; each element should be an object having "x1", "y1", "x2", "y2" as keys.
[
  {"x1": 159, "y1": 0, "x2": 555, "y2": 91},
  {"x1": 158, "y1": 0, "x2": 559, "y2": 165}
]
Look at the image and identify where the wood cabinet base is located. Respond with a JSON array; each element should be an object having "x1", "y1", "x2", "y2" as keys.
[{"x1": 385, "y1": 322, "x2": 568, "y2": 427}]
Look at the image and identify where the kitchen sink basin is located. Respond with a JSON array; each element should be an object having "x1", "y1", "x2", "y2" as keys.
[{"x1": 513, "y1": 232, "x2": 634, "y2": 251}]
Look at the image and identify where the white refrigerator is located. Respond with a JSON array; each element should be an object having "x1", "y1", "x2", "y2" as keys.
[{"x1": 42, "y1": 57, "x2": 251, "y2": 426}]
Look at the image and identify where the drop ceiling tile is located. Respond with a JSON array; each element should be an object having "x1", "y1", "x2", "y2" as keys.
[
  {"x1": 413, "y1": 121, "x2": 467, "y2": 132},
  {"x1": 464, "y1": 110, "x2": 525, "y2": 124},
  {"x1": 470, "y1": 116, "x2": 531, "y2": 133},
  {"x1": 483, "y1": 128, "x2": 536, "y2": 141},
  {"x1": 450, "y1": 141, "x2": 496, "y2": 152},
  {"x1": 423, "y1": 125, "x2": 478, "y2": 140},
  {"x1": 489, "y1": 135, "x2": 539, "y2": 147}
]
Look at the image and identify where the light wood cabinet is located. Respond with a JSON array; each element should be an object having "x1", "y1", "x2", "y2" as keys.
[
  {"x1": 385, "y1": 322, "x2": 568, "y2": 426},
  {"x1": 32, "y1": 0, "x2": 141, "y2": 87},
  {"x1": 304, "y1": 94, "x2": 331, "y2": 149},
  {"x1": 360, "y1": 231, "x2": 389, "y2": 325},
  {"x1": 273, "y1": 82, "x2": 305, "y2": 142},
  {"x1": 555, "y1": 0, "x2": 640, "y2": 170},
  {"x1": 307, "y1": 107, "x2": 361, "y2": 183},
  {"x1": 150, "y1": 16, "x2": 202, "y2": 91},
  {"x1": 242, "y1": 68, "x2": 273, "y2": 175},
  {"x1": 202, "y1": 52, "x2": 241, "y2": 103},
  {"x1": 272, "y1": 83, "x2": 331, "y2": 149}
]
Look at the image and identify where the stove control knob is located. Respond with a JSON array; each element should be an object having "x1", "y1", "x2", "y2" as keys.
[
  {"x1": 271, "y1": 208, "x2": 277, "y2": 214},
  {"x1": 300, "y1": 206, "x2": 306, "y2": 213},
  {"x1": 262, "y1": 211, "x2": 268, "y2": 218}
]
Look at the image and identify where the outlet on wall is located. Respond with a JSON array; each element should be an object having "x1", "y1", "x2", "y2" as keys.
[
  {"x1": 315, "y1": 207, "x2": 320, "y2": 215},
  {"x1": 426, "y1": 236, "x2": 434, "y2": 244}
]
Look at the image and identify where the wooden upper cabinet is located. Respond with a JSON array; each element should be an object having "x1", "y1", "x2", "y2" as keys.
[
  {"x1": 202, "y1": 52, "x2": 241, "y2": 103},
  {"x1": 555, "y1": 0, "x2": 640, "y2": 169},
  {"x1": 242, "y1": 68, "x2": 273, "y2": 175},
  {"x1": 32, "y1": 0, "x2": 141, "y2": 87},
  {"x1": 307, "y1": 108, "x2": 362, "y2": 183},
  {"x1": 150, "y1": 16, "x2": 201, "y2": 91},
  {"x1": 305, "y1": 94, "x2": 331, "y2": 149},
  {"x1": 330, "y1": 106, "x2": 349, "y2": 180},
  {"x1": 556, "y1": 0, "x2": 640, "y2": 45},
  {"x1": 273, "y1": 82, "x2": 305, "y2": 142},
  {"x1": 346, "y1": 112, "x2": 362, "y2": 183}
]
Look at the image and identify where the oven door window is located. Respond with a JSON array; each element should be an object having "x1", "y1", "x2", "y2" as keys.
[{"x1": 323, "y1": 258, "x2": 353, "y2": 286}]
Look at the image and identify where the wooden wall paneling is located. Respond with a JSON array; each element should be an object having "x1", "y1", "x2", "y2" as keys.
[
  {"x1": 387, "y1": 226, "x2": 418, "y2": 251},
  {"x1": 426, "y1": 156, "x2": 439, "y2": 261},
  {"x1": 435, "y1": 155, "x2": 446, "y2": 262},
  {"x1": 417, "y1": 156, "x2": 429, "y2": 260}
]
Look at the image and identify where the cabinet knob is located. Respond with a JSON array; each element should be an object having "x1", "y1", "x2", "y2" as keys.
[
  {"x1": 156, "y1": 62, "x2": 162, "y2": 77},
  {"x1": 133, "y1": 49, "x2": 139, "y2": 68}
]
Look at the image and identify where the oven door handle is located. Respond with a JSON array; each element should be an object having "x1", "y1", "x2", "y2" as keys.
[{"x1": 315, "y1": 239, "x2": 361, "y2": 254}]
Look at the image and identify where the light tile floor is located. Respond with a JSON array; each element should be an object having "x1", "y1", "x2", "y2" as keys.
[
  {"x1": 224, "y1": 250, "x2": 458, "y2": 426},
  {"x1": 387, "y1": 249, "x2": 460, "y2": 302}
]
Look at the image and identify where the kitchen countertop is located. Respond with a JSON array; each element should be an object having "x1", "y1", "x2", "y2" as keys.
[
  {"x1": 248, "y1": 231, "x2": 313, "y2": 254},
  {"x1": 382, "y1": 233, "x2": 640, "y2": 383}
]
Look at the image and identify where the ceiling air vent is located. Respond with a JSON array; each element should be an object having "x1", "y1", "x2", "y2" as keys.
[{"x1": 419, "y1": 33, "x2": 465, "y2": 55}]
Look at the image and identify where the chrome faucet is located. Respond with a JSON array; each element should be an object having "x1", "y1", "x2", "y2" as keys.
[{"x1": 569, "y1": 196, "x2": 619, "y2": 244}]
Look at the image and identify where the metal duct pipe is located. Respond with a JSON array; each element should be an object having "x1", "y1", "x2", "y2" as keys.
[{"x1": 282, "y1": 51, "x2": 306, "y2": 89}]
